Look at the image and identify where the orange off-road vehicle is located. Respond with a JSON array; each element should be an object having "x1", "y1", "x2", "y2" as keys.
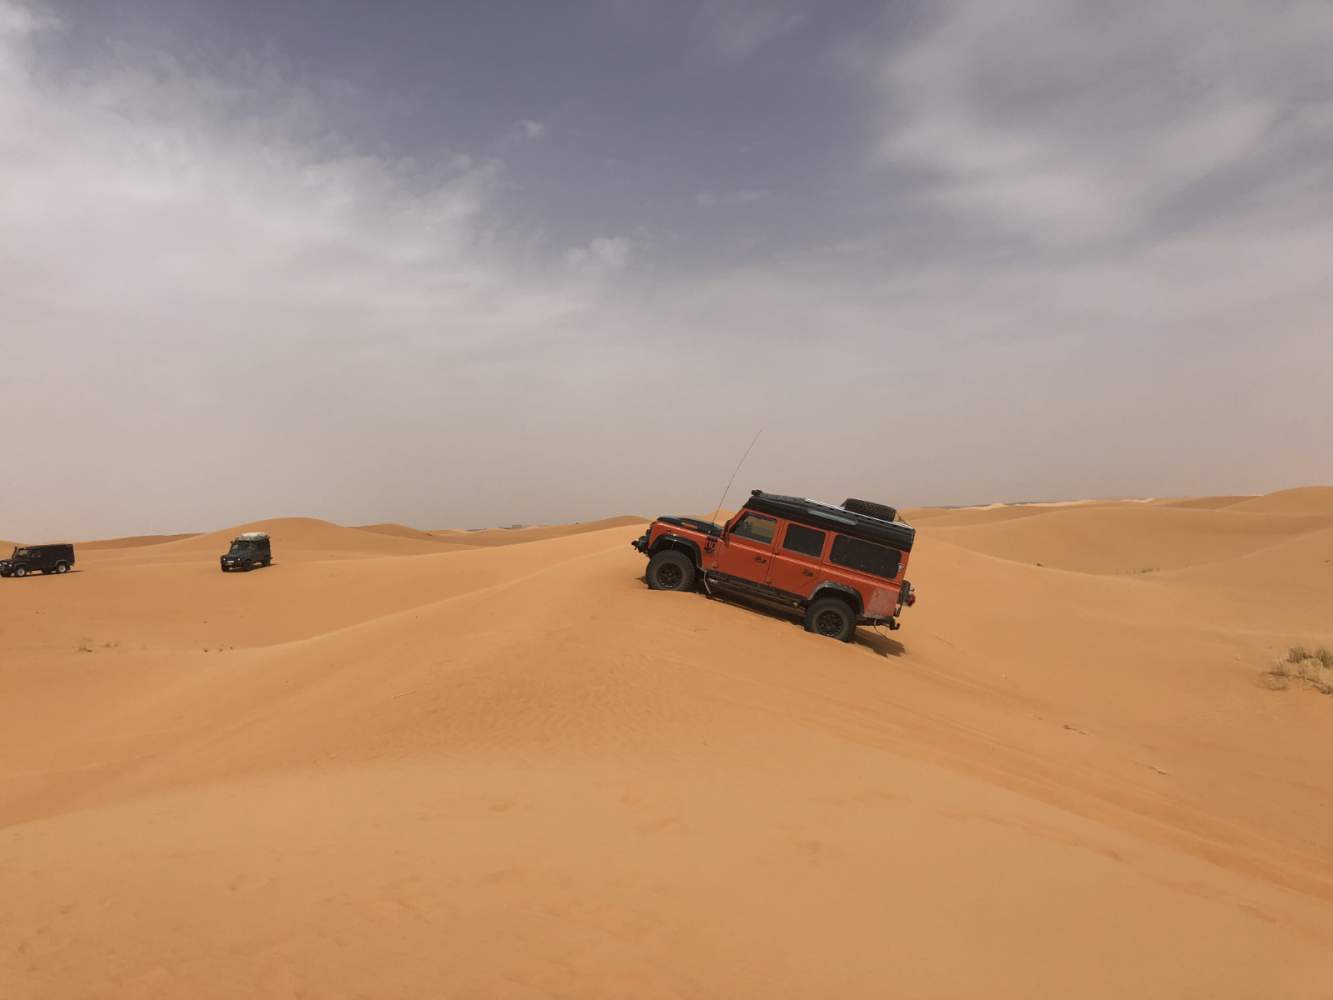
[{"x1": 632, "y1": 490, "x2": 916, "y2": 641}]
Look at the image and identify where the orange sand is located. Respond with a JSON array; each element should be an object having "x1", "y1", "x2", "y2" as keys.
[{"x1": 2, "y1": 491, "x2": 1331, "y2": 998}]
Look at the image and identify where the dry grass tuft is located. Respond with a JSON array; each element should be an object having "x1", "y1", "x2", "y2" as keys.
[{"x1": 1268, "y1": 647, "x2": 1333, "y2": 694}]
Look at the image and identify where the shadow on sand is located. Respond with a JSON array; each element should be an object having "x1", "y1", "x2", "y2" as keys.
[{"x1": 700, "y1": 588, "x2": 906, "y2": 658}]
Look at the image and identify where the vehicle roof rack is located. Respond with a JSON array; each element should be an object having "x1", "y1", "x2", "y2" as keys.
[{"x1": 746, "y1": 490, "x2": 915, "y2": 552}]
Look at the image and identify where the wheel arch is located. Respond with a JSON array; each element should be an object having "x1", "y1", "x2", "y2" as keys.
[
  {"x1": 809, "y1": 582, "x2": 863, "y2": 616},
  {"x1": 649, "y1": 533, "x2": 702, "y2": 568}
]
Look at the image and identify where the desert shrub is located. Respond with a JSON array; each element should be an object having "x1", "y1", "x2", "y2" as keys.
[{"x1": 1269, "y1": 647, "x2": 1333, "y2": 695}]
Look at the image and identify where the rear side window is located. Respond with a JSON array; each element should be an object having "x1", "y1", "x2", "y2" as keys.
[
  {"x1": 783, "y1": 523, "x2": 825, "y2": 558},
  {"x1": 731, "y1": 513, "x2": 777, "y2": 544},
  {"x1": 829, "y1": 535, "x2": 900, "y2": 580}
]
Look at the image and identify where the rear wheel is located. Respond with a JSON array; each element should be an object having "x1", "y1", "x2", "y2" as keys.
[
  {"x1": 262, "y1": 557, "x2": 271, "y2": 567},
  {"x1": 646, "y1": 550, "x2": 696, "y2": 591},
  {"x1": 54, "y1": 562, "x2": 70, "y2": 574},
  {"x1": 804, "y1": 597, "x2": 856, "y2": 642}
]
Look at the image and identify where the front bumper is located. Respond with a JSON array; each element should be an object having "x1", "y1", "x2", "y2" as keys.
[{"x1": 631, "y1": 531, "x2": 649, "y2": 555}]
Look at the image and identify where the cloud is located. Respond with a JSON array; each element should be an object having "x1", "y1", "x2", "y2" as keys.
[
  {"x1": 0, "y1": 0, "x2": 50, "y2": 37},
  {"x1": 875, "y1": 0, "x2": 1333, "y2": 247},
  {"x1": 0, "y1": 2, "x2": 608, "y2": 533},
  {"x1": 511, "y1": 118, "x2": 546, "y2": 141},
  {"x1": 562, "y1": 236, "x2": 632, "y2": 274},
  {"x1": 694, "y1": 0, "x2": 805, "y2": 59},
  {"x1": 696, "y1": 188, "x2": 770, "y2": 207}
]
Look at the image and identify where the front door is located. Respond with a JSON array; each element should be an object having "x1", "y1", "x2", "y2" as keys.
[{"x1": 710, "y1": 510, "x2": 778, "y2": 585}]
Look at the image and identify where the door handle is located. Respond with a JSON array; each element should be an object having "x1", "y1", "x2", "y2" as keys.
[
  {"x1": 801, "y1": 569, "x2": 815, "y2": 577},
  {"x1": 754, "y1": 555, "x2": 767, "y2": 563}
]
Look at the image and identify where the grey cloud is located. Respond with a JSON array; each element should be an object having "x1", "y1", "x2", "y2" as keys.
[
  {"x1": 696, "y1": 188, "x2": 771, "y2": 207},
  {"x1": 693, "y1": 0, "x2": 806, "y2": 58},
  {"x1": 510, "y1": 118, "x2": 546, "y2": 141},
  {"x1": 876, "y1": 0, "x2": 1333, "y2": 248},
  {"x1": 563, "y1": 236, "x2": 633, "y2": 274}
]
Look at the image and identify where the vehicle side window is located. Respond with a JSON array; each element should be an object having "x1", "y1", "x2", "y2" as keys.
[
  {"x1": 829, "y1": 535, "x2": 900, "y2": 580},
  {"x1": 783, "y1": 523, "x2": 825, "y2": 558},
  {"x1": 731, "y1": 513, "x2": 777, "y2": 545}
]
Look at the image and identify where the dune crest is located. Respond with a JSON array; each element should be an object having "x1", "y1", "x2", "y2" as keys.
[
  {"x1": 431, "y1": 514, "x2": 648, "y2": 547},
  {"x1": 1223, "y1": 485, "x2": 1333, "y2": 514}
]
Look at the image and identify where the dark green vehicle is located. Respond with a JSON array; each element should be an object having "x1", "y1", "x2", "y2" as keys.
[
  {"x1": 1, "y1": 543, "x2": 76, "y2": 577},
  {"x1": 220, "y1": 532, "x2": 272, "y2": 572}
]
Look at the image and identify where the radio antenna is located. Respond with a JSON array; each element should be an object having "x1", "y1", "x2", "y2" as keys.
[{"x1": 709, "y1": 428, "x2": 763, "y2": 526}]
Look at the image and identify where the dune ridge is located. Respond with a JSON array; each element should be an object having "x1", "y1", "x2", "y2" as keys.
[{"x1": 431, "y1": 515, "x2": 648, "y2": 546}]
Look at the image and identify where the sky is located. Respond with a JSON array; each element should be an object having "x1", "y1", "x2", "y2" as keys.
[{"x1": 2, "y1": 0, "x2": 1331, "y2": 539}]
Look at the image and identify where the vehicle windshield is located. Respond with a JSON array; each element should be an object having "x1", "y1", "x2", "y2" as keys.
[
  {"x1": 228, "y1": 541, "x2": 256, "y2": 554},
  {"x1": 13, "y1": 547, "x2": 30, "y2": 558}
]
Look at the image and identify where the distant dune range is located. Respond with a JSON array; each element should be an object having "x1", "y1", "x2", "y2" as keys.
[
  {"x1": 430, "y1": 515, "x2": 650, "y2": 547},
  {"x1": 2, "y1": 490, "x2": 1331, "y2": 998},
  {"x1": 77, "y1": 532, "x2": 202, "y2": 550}
]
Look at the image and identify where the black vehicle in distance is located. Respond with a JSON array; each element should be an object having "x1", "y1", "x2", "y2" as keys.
[
  {"x1": 0, "y1": 543, "x2": 76, "y2": 577},
  {"x1": 220, "y1": 532, "x2": 272, "y2": 572}
]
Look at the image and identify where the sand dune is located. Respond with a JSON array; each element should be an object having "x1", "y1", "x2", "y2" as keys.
[
  {"x1": 1151, "y1": 494, "x2": 1257, "y2": 510},
  {"x1": 2, "y1": 491, "x2": 1331, "y2": 998},
  {"x1": 352, "y1": 522, "x2": 447, "y2": 542},
  {"x1": 1224, "y1": 485, "x2": 1333, "y2": 514},
  {"x1": 78, "y1": 532, "x2": 201, "y2": 550},
  {"x1": 85, "y1": 516, "x2": 474, "y2": 564},
  {"x1": 432, "y1": 514, "x2": 648, "y2": 547},
  {"x1": 930, "y1": 503, "x2": 1333, "y2": 573}
]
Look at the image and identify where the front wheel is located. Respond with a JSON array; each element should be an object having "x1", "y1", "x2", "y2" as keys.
[
  {"x1": 804, "y1": 597, "x2": 856, "y2": 642},
  {"x1": 646, "y1": 550, "x2": 696, "y2": 591},
  {"x1": 13, "y1": 566, "x2": 27, "y2": 578}
]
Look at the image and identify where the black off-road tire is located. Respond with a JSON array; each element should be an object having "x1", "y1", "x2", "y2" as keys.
[
  {"x1": 804, "y1": 597, "x2": 857, "y2": 642},
  {"x1": 243, "y1": 560, "x2": 255, "y2": 572},
  {"x1": 262, "y1": 557, "x2": 271, "y2": 568},
  {"x1": 14, "y1": 566, "x2": 27, "y2": 578},
  {"x1": 54, "y1": 562, "x2": 70, "y2": 574},
  {"x1": 842, "y1": 498, "x2": 897, "y2": 522},
  {"x1": 646, "y1": 550, "x2": 696, "y2": 592}
]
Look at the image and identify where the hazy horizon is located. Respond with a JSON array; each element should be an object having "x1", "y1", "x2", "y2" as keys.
[{"x1": 4, "y1": 0, "x2": 1332, "y2": 540}]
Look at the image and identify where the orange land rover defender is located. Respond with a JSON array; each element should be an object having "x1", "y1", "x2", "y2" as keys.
[{"x1": 631, "y1": 490, "x2": 916, "y2": 642}]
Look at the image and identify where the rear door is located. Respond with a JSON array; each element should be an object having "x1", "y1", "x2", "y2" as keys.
[
  {"x1": 710, "y1": 510, "x2": 779, "y2": 584},
  {"x1": 767, "y1": 521, "x2": 828, "y2": 599}
]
